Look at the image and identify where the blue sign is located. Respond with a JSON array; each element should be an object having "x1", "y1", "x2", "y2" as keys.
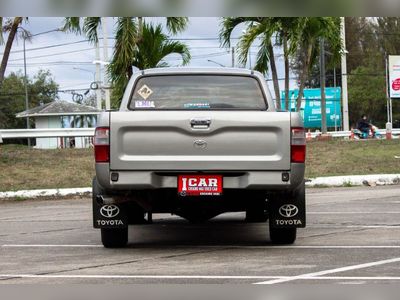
[{"x1": 281, "y1": 88, "x2": 342, "y2": 129}]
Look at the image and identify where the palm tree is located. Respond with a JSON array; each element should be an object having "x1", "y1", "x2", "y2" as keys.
[
  {"x1": 273, "y1": 18, "x2": 302, "y2": 110},
  {"x1": 127, "y1": 22, "x2": 190, "y2": 70},
  {"x1": 294, "y1": 18, "x2": 342, "y2": 111},
  {"x1": 63, "y1": 17, "x2": 189, "y2": 106},
  {"x1": 220, "y1": 17, "x2": 284, "y2": 109},
  {"x1": 109, "y1": 22, "x2": 191, "y2": 103},
  {"x1": 0, "y1": 17, "x2": 29, "y2": 86}
]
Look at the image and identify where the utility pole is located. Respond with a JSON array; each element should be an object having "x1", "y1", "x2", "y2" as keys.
[
  {"x1": 341, "y1": 17, "x2": 349, "y2": 131},
  {"x1": 95, "y1": 42, "x2": 102, "y2": 110},
  {"x1": 102, "y1": 17, "x2": 111, "y2": 110},
  {"x1": 320, "y1": 38, "x2": 327, "y2": 134},
  {"x1": 231, "y1": 47, "x2": 235, "y2": 68},
  {"x1": 334, "y1": 66, "x2": 338, "y2": 131},
  {"x1": 23, "y1": 31, "x2": 30, "y2": 147}
]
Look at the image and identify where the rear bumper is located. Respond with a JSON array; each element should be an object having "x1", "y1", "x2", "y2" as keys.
[{"x1": 96, "y1": 163, "x2": 305, "y2": 192}]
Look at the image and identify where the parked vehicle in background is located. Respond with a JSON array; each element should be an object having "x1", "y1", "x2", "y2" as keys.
[{"x1": 92, "y1": 68, "x2": 306, "y2": 248}]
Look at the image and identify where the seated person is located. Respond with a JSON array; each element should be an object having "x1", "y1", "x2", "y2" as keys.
[{"x1": 357, "y1": 114, "x2": 371, "y2": 135}]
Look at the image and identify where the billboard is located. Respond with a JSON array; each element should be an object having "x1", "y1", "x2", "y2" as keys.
[
  {"x1": 281, "y1": 88, "x2": 342, "y2": 129},
  {"x1": 389, "y1": 55, "x2": 400, "y2": 98}
]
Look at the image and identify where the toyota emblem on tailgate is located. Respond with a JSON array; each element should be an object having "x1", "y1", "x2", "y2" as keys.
[
  {"x1": 100, "y1": 205, "x2": 120, "y2": 218},
  {"x1": 193, "y1": 140, "x2": 207, "y2": 149},
  {"x1": 279, "y1": 204, "x2": 299, "y2": 218}
]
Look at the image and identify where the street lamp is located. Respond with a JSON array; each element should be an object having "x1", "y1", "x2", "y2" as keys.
[{"x1": 207, "y1": 59, "x2": 225, "y2": 67}]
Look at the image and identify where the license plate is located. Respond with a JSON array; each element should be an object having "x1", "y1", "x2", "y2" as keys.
[{"x1": 178, "y1": 175, "x2": 223, "y2": 196}]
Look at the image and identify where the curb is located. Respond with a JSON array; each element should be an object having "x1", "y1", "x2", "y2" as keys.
[
  {"x1": 306, "y1": 174, "x2": 400, "y2": 187},
  {"x1": 0, "y1": 187, "x2": 91, "y2": 199},
  {"x1": 1, "y1": 174, "x2": 400, "y2": 199}
]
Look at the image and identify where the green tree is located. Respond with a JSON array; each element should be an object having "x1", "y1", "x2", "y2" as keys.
[
  {"x1": 375, "y1": 17, "x2": 400, "y2": 56},
  {"x1": 109, "y1": 22, "x2": 191, "y2": 105},
  {"x1": 63, "y1": 17, "x2": 189, "y2": 108},
  {"x1": 348, "y1": 66, "x2": 387, "y2": 128},
  {"x1": 272, "y1": 18, "x2": 303, "y2": 110},
  {"x1": 0, "y1": 70, "x2": 58, "y2": 129},
  {"x1": 0, "y1": 17, "x2": 29, "y2": 86},
  {"x1": 345, "y1": 17, "x2": 381, "y2": 73},
  {"x1": 345, "y1": 18, "x2": 400, "y2": 128},
  {"x1": 220, "y1": 17, "x2": 283, "y2": 109},
  {"x1": 293, "y1": 17, "x2": 342, "y2": 112}
]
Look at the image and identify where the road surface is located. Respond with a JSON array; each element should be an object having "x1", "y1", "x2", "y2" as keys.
[{"x1": 1, "y1": 186, "x2": 400, "y2": 284}]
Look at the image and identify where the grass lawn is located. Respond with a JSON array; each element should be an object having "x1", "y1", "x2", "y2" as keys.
[
  {"x1": 306, "y1": 139, "x2": 400, "y2": 178},
  {"x1": 1, "y1": 139, "x2": 400, "y2": 191},
  {"x1": 0, "y1": 144, "x2": 94, "y2": 192}
]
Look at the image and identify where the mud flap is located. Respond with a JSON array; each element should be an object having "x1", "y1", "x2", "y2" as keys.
[
  {"x1": 93, "y1": 198, "x2": 128, "y2": 229},
  {"x1": 268, "y1": 182, "x2": 306, "y2": 228}
]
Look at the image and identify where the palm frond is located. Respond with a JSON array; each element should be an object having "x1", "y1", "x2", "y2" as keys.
[
  {"x1": 219, "y1": 17, "x2": 247, "y2": 48},
  {"x1": 166, "y1": 17, "x2": 189, "y2": 35},
  {"x1": 62, "y1": 17, "x2": 81, "y2": 34},
  {"x1": 253, "y1": 33, "x2": 272, "y2": 74},
  {"x1": 219, "y1": 17, "x2": 263, "y2": 48},
  {"x1": 83, "y1": 17, "x2": 102, "y2": 43},
  {"x1": 237, "y1": 21, "x2": 270, "y2": 67},
  {"x1": 108, "y1": 17, "x2": 137, "y2": 84},
  {"x1": 133, "y1": 23, "x2": 191, "y2": 69},
  {"x1": 158, "y1": 40, "x2": 191, "y2": 67}
]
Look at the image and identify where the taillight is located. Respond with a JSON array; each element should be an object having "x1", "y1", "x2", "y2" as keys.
[
  {"x1": 291, "y1": 127, "x2": 306, "y2": 163},
  {"x1": 94, "y1": 127, "x2": 110, "y2": 163}
]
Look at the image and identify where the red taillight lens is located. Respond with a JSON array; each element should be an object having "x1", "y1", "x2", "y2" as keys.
[
  {"x1": 94, "y1": 127, "x2": 110, "y2": 163},
  {"x1": 291, "y1": 127, "x2": 306, "y2": 163}
]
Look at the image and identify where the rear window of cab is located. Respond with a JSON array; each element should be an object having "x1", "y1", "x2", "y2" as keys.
[{"x1": 129, "y1": 75, "x2": 267, "y2": 110}]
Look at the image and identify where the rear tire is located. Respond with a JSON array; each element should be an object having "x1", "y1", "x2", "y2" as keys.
[
  {"x1": 101, "y1": 228, "x2": 128, "y2": 248},
  {"x1": 269, "y1": 227, "x2": 297, "y2": 244}
]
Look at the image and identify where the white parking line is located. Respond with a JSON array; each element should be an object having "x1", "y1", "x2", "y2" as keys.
[
  {"x1": 308, "y1": 212, "x2": 400, "y2": 214},
  {"x1": 0, "y1": 274, "x2": 400, "y2": 281},
  {"x1": 2, "y1": 244, "x2": 400, "y2": 249},
  {"x1": 255, "y1": 257, "x2": 400, "y2": 284},
  {"x1": 1, "y1": 244, "x2": 102, "y2": 248},
  {"x1": 0, "y1": 274, "x2": 282, "y2": 280}
]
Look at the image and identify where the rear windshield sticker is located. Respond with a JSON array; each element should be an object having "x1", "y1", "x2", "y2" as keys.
[
  {"x1": 135, "y1": 100, "x2": 155, "y2": 108},
  {"x1": 137, "y1": 84, "x2": 153, "y2": 100},
  {"x1": 184, "y1": 102, "x2": 210, "y2": 109}
]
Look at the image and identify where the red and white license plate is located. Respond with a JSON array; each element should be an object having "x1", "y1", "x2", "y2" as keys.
[{"x1": 178, "y1": 175, "x2": 223, "y2": 196}]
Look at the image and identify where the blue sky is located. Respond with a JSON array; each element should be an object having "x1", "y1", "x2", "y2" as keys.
[{"x1": 1, "y1": 17, "x2": 293, "y2": 102}]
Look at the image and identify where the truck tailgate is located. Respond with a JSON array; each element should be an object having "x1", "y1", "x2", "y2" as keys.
[{"x1": 110, "y1": 111, "x2": 291, "y2": 171}]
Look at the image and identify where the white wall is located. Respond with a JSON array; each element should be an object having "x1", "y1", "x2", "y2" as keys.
[{"x1": 34, "y1": 116, "x2": 61, "y2": 149}]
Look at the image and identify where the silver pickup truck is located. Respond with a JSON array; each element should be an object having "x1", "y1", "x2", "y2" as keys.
[{"x1": 92, "y1": 67, "x2": 306, "y2": 248}]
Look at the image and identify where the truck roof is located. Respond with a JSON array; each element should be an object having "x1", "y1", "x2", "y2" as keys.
[{"x1": 140, "y1": 67, "x2": 257, "y2": 76}]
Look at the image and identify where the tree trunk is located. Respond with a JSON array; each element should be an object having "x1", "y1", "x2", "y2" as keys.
[
  {"x1": 126, "y1": 66, "x2": 133, "y2": 79},
  {"x1": 296, "y1": 43, "x2": 313, "y2": 112},
  {"x1": 0, "y1": 18, "x2": 21, "y2": 86},
  {"x1": 267, "y1": 42, "x2": 281, "y2": 110},
  {"x1": 283, "y1": 35, "x2": 290, "y2": 111},
  {"x1": 137, "y1": 17, "x2": 143, "y2": 43}
]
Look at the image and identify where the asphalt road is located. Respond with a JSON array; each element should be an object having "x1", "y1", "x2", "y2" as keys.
[{"x1": 1, "y1": 186, "x2": 400, "y2": 284}]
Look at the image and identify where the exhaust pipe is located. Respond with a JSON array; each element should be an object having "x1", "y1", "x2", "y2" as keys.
[{"x1": 96, "y1": 195, "x2": 115, "y2": 205}]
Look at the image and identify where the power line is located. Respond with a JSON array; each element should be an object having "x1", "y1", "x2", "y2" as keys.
[
  {"x1": 8, "y1": 61, "x2": 94, "y2": 67},
  {"x1": 0, "y1": 37, "x2": 244, "y2": 56},
  {"x1": 0, "y1": 40, "x2": 90, "y2": 56},
  {"x1": 8, "y1": 46, "x2": 113, "y2": 62}
]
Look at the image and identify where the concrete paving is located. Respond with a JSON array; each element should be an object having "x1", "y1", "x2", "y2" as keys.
[{"x1": 0, "y1": 185, "x2": 400, "y2": 284}]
